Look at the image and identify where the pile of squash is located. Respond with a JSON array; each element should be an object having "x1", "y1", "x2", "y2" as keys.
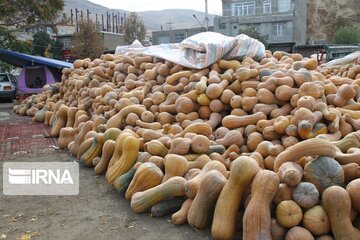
[{"x1": 14, "y1": 51, "x2": 360, "y2": 240}]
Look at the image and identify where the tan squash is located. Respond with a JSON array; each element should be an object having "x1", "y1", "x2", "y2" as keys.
[
  {"x1": 171, "y1": 198, "x2": 193, "y2": 225},
  {"x1": 273, "y1": 183, "x2": 293, "y2": 205},
  {"x1": 130, "y1": 176, "x2": 186, "y2": 213},
  {"x1": 346, "y1": 178, "x2": 360, "y2": 212},
  {"x1": 58, "y1": 127, "x2": 77, "y2": 149},
  {"x1": 162, "y1": 154, "x2": 189, "y2": 182},
  {"x1": 271, "y1": 218, "x2": 287, "y2": 240},
  {"x1": 243, "y1": 170, "x2": 280, "y2": 240},
  {"x1": 190, "y1": 135, "x2": 210, "y2": 154},
  {"x1": 125, "y1": 162, "x2": 164, "y2": 200},
  {"x1": 322, "y1": 186, "x2": 360, "y2": 240},
  {"x1": 303, "y1": 205, "x2": 330, "y2": 236},
  {"x1": 276, "y1": 200, "x2": 303, "y2": 228},
  {"x1": 273, "y1": 138, "x2": 337, "y2": 172},
  {"x1": 94, "y1": 140, "x2": 115, "y2": 175},
  {"x1": 285, "y1": 226, "x2": 314, "y2": 240},
  {"x1": 212, "y1": 157, "x2": 259, "y2": 240},
  {"x1": 184, "y1": 160, "x2": 227, "y2": 199},
  {"x1": 277, "y1": 162, "x2": 303, "y2": 187},
  {"x1": 50, "y1": 105, "x2": 68, "y2": 137},
  {"x1": 106, "y1": 136, "x2": 140, "y2": 185},
  {"x1": 187, "y1": 170, "x2": 226, "y2": 229}
]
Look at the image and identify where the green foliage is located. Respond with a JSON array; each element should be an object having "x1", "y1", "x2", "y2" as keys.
[
  {"x1": 32, "y1": 31, "x2": 52, "y2": 56},
  {"x1": 0, "y1": 27, "x2": 32, "y2": 53},
  {"x1": 124, "y1": 12, "x2": 146, "y2": 44},
  {"x1": 239, "y1": 25, "x2": 269, "y2": 48},
  {"x1": 72, "y1": 21, "x2": 104, "y2": 59},
  {"x1": 0, "y1": 0, "x2": 64, "y2": 27},
  {"x1": 50, "y1": 39, "x2": 64, "y2": 60},
  {"x1": 332, "y1": 26, "x2": 360, "y2": 44}
]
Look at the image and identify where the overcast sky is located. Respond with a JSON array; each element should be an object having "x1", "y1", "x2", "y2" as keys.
[{"x1": 87, "y1": 0, "x2": 223, "y2": 15}]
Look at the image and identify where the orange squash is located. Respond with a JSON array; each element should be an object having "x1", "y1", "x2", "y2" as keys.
[
  {"x1": 58, "y1": 127, "x2": 77, "y2": 149},
  {"x1": 94, "y1": 140, "x2": 115, "y2": 175},
  {"x1": 162, "y1": 154, "x2": 189, "y2": 182},
  {"x1": 106, "y1": 136, "x2": 140, "y2": 185},
  {"x1": 125, "y1": 162, "x2": 163, "y2": 200}
]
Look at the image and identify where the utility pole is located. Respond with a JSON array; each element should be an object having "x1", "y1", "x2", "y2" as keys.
[
  {"x1": 102, "y1": 14, "x2": 104, "y2": 31},
  {"x1": 70, "y1": 9, "x2": 73, "y2": 25},
  {"x1": 75, "y1": 8, "x2": 79, "y2": 32},
  {"x1": 205, "y1": 0, "x2": 209, "y2": 31},
  {"x1": 87, "y1": 9, "x2": 90, "y2": 22},
  {"x1": 166, "y1": 19, "x2": 174, "y2": 30}
]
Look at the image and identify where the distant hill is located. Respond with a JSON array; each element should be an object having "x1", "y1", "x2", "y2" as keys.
[{"x1": 63, "y1": 0, "x2": 216, "y2": 32}]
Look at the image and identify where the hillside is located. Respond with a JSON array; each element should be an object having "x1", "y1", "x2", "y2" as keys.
[
  {"x1": 63, "y1": 0, "x2": 215, "y2": 32},
  {"x1": 307, "y1": 0, "x2": 360, "y2": 42}
]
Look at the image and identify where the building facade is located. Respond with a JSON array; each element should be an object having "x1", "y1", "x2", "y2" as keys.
[
  {"x1": 152, "y1": 26, "x2": 214, "y2": 45},
  {"x1": 214, "y1": 0, "x2": 307, "y2": 45}
]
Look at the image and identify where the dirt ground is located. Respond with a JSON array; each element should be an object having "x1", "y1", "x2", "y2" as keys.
[{"x1": 0, "y1": 100, "x2": 210, "y2": 240}]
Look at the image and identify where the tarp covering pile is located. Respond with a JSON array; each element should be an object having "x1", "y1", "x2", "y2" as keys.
[{"x1": 116, "y1": 32, "x2": 266, "y2": 69}]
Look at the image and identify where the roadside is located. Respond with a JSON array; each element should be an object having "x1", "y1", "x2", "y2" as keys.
[{"x1": 0, "y1": 101, "x2": 210, "y2": 240}]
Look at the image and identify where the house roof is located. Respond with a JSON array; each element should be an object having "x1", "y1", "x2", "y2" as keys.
[{"x1": 0, "y1": 48, "x2": 72, "y2": 69}]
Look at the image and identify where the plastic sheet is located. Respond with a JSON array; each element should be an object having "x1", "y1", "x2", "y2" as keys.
[{"x1": 115, "y1": 32, "x2": 266, "y2": 69}]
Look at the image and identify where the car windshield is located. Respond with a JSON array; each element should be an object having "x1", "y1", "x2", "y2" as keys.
[{"x1": 0, "y1": 74, "x2": 9, "y2": 82}]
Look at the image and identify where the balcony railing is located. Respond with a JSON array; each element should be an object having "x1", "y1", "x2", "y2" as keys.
[{"x1": 221, "y1": 3, "x2": 294, "y2": 17}]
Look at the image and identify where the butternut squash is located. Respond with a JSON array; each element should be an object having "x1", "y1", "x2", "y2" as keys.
[
  {"x1": 187, "y1": 170, "x2": 226, "y2": 229},
  {"x1": 130, "y1": 176, "x2": 186, "y2": 213},
  {"x1": 243, "y1": 170, "x2": 279, "y2": 240},
  {"x1": 322, "y1": 186, "x2": 360, "y2": 240},
  {"x1": 125, "y1": 162, "x2": 163, "y2": 200},
  {"x1": 106, "y1": 136, "x2": 140, "y2": 185},
  {"x1": 212, "y1": 156, "x2": 259, "y2": 240}
]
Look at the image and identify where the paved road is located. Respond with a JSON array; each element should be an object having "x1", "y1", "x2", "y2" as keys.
[{"x1": 0, "y1": 102, "x2": 210, "y2": 240}]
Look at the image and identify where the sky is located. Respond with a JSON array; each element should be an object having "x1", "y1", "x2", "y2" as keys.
[{"x1": 87, "y1": 0, "x2": 223, "y2": 15}]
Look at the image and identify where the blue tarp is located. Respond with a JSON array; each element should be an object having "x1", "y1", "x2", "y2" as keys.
[{"x1": 0, "y1": 48, "x2": 72, "y2": 69}]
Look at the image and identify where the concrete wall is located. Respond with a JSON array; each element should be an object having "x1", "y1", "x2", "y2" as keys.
[{"x1": 101, "y1": 32, "x2": 124, "y2": 50}]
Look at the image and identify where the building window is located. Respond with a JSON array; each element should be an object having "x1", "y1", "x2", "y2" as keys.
[
  {"x1": 219, "y1": 23, "x2": 226, "y2": 29},
  {"x1": 273, "y1": 22, "x2": 286, "y2": 36},
  {"x1": 263, "y1": 0, "x2": 271, "y2": 14},
  {"x1": 232, "y1": 2, "x2": 255, "y2": 16},
  {"x1": 278, "y1": 0, "x2": 291, "y2": 12},
  {"x1": 174, "y1": 33, "x2": 185, "y2": 43},
  {"x1": 63, "y1": 39, "x2": 71, "y2": 50}
]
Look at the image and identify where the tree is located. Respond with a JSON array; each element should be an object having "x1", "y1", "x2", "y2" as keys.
[
  {"x1": 50, "y1": 39, "x2": 64, "y2": 60},
  {"x1": 72, "y1": 21, "x2": 104, "y2": 59},
  {"x1": 124, "y1": 12, "x2": 146, "y2": 44},
  {"x1": 0, "y1": 0, "x2": 64, "y2": 27},
  {"x1": 332, "y1": 26, "x2": 360, "y2": 44},
  {"x1": 32, "y1": 31, "x2": 52, "y2": 56},
  {"x1": 239, "y1": 25, "x2": 269, "y2": 48},
  {"x1": 0, "y1": 0, "x2": 63, "y2": 54}
]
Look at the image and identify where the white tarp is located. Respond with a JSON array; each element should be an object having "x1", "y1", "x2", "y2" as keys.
[
  {"x1": 320, "y1": 51, "x2": 360, "y2": 68},
  {"x1": 116, "y1": 32, "x2": 266, "y2": 69}
]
